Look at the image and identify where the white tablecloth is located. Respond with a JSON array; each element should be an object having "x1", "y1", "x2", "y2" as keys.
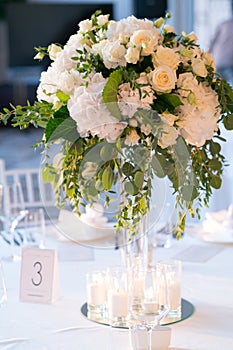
[{"x1": 0, "y1": 226, "x2": 233, "y2": 350}]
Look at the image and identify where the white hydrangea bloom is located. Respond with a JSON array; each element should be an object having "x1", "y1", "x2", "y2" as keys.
[
  {"x1": 158, "y1": 120, "x2": 179, "y2": 149},
  {"x1": 176, "y1": 81, "x2": 221, "y2": 146},
  {"x1": 106, "y1": 16, "x2": 159, "y2": 40},
  {"x1": 68, "y1": 73, "x2": 126, "y2": 141}
]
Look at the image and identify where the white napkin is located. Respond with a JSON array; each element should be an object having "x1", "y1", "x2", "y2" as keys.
[
  {"x1": 56, "y1": 204, "x2": 115, "y2": 243},
  {"x1": 203, "y1": 204, "x2": 233, "y2": 234}
]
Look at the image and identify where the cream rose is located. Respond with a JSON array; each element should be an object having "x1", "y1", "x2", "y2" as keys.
[
  {"x1": 152, "y1": 47, "x2": 181, "y2": 70},
  {"x1": 149, "y1": 66, "x2": 177, "y2": 93},
  {"x1": 192, "y1": 58, "x2": 208, "y2": 77}
]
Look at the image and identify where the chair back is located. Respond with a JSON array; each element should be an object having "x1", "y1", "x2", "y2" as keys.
[{"x1": 0, "y1": 158, "x2": 58, "y2": 220}]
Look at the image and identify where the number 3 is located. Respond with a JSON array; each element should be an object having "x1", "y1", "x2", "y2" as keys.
[{"x1": 32, "y1": 261, "x2": 42, "y2": 286}]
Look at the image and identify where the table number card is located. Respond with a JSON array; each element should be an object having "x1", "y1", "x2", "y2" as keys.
[{"x1": 19, "y1": 247, "x2": 59, "y2": 303}]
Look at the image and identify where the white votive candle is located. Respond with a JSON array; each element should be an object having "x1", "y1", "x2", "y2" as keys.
[
  {"x1": 108, "y1": 289, "x2": 129, "y2": 317},
  {"x1": 169, "y1": 280, "x2": 181, "y2": 310},
  {"x1": 87, "y1": 282, "x2": 106, "y2": 306}
]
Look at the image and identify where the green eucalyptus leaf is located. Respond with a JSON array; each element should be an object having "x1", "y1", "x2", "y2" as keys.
[
  {"x1": 134, "y1": 171, "x2": 144, "y2": 189},
  {"x1": 210, "y1": 174, "x2": 222, "y2": 189},
  {"x1": 223, "y1": 114, "x2": 233, "y2": 130},
  {"x1": 151, "y1": 154, "x2": 167, "y2": 178},
  {"x1": 102, "y1": 69, "x2": 122, "y2": 120},
  {"x1": 209, "y1": 141, "x2": 221, "y2": 155},
  {"x1": 207, "y1": 158, "x2": 222, "y2": 170},
  {"x1": 122, "y1": 162, "x2": 135, "y2": 177},
  {"x1": 100, "y1": 143, "x2": 115, "y2": 162},
  {"x1": 124, "y1": 181, "x2": 137, "y2": 195},
  {"x1": 181, "y1": 185, "x2": 199, "y2": 201},
  {"x1": 102, "y1": 166, "x2": 114, "y2": 190},
  {"x1": 75, "y1": 139, "x2": 84, "y2": 156}
]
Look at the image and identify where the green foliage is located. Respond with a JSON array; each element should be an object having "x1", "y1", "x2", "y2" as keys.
[{"x1": 102, "y1": 69, "x2": 123, "y2": 120}]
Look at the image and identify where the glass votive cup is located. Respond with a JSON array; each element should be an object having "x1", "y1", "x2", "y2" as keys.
[
  {"x1": 158, "y1": 260, "x2": 182, "y2": 318},
  {"x1": 129, "y1": 324, "x2": 171, "y2": 350},
  {"x1": 86, "y1": 270, "x2": 107, "y2": 318},
  {"x1": 106, "y1": 266, "x2": 129, "y2": 327}
]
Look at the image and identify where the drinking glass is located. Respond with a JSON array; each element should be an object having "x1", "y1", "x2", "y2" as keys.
[
  {"x1": 129, "y1": 265, "x2": 170, "y2": 350},
  {"x1": 23, "y1": 208, "x2": 46, "y2": 248},
  {"x1": 0, "y1": 182, "x2": 27, "y2": 261}
]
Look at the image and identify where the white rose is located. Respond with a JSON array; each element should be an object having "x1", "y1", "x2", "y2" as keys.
[
  {"x1": 192, "y1": 58, "x2": 208, "y2": 77},
  {"x1": 152, "y1": 47, "x2": 181, "y2": 70},
  {"x1": 79, "y1": 19, "x2": 93, "y2": 33},
  {"x1": 125, "y1": 47, "x2": 140, "y2": 64},
  {"x1": 149, "y1": 66, "x2": 177, "y2": 93},
  {"x1": 97, "y1": 14, "x2": 109, "y2": 26},
  {"x1": 48, "y1": 44, "x2": 62, "y2": 61},
  {"x1": 92, "y1": 40, "x2": 108, "y2": 58},
  {"x1": 37, "y1": 67, "x2": 59, "y2": 104},
  {"x1": 130, "y1": 29, "x2": 158, "y2": 56},
  {"x1": 102, "y1": 40, "x2": 127, "y2": 69}
]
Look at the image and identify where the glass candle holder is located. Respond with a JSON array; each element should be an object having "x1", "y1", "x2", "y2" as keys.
[
  {"x1": 106, "y1": 266, "x2": 129, "y2": 327},
  {"x1": 86, "y1": 270, "x2": 107, "y2": 318}
]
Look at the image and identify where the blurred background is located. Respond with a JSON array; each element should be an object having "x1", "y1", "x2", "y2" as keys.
[
  {"x1": 0, "y1": 0, "x2": 233, "y2": 212},
  {"x1": 1, "y1": 0, "x2": 233, "y2": 109}
]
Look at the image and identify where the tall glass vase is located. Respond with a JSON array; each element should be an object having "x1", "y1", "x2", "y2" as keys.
[{"x1": 121, "y1": 212, "x2": 150, "y2": 271}]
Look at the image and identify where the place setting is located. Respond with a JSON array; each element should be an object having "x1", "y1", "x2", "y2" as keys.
[{"x1": 186, "y1": 204, "x2": 233, "y2": 245}]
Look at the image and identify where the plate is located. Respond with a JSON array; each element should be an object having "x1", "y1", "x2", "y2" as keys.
[
  {"x1": 186, "y1": 224, "x2": 233, "y2": 244},
  {"x1": 80, "y1": 298, "x2": 194, "y2": 328},
  {"x1": 55, "y1": 209, "x2": 117, "y2": 246}
]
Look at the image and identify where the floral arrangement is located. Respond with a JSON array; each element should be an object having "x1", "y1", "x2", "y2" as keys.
[{"x1": 1, "y1": 11, "x2": 233, "y2": 237}]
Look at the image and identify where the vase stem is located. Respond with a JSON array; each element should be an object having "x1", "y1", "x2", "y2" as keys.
[{"x1": 121, "y1": 213, "x2": 150, "y2": 271}]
